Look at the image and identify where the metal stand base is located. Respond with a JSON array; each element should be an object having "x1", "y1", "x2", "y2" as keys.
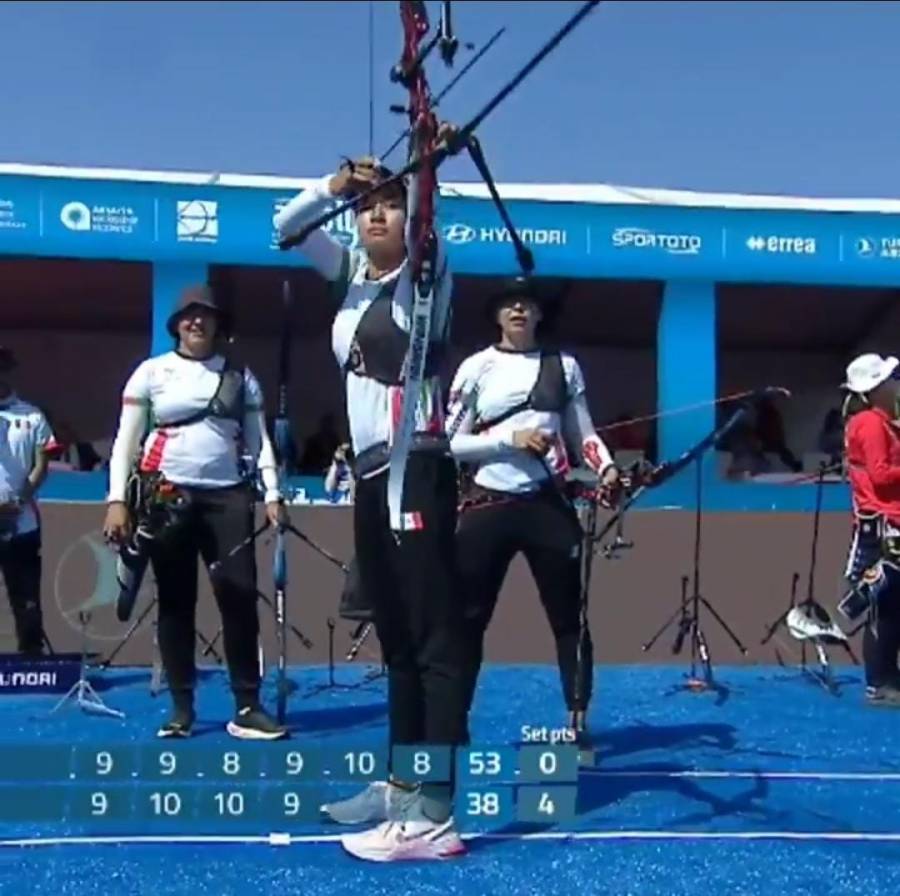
[{"x1": 47, "y1": 613, "x2": 125, "y2": 719}]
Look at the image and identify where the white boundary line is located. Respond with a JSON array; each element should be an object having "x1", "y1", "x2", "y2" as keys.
[
  {"x1": 580, "y1": 770, "x2": 900, "y2": 781},
  {"x1": 3, "y1": 830, "x2": 900, "y2": 848}
]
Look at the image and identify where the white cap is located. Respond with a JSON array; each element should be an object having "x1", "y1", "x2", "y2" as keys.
[{"x1": 843, "y1": 353, "x2": 900, "y2": 394}]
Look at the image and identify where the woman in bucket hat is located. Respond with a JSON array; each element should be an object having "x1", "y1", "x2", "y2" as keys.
[{"x1": 103, "y1": 284, "x2": 288, "y2": 739}]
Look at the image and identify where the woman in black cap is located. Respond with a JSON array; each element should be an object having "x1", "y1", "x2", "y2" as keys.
[
  {"x1": 446, "y1": 276, "x2": 619, "y2": 740},
  {"x1": 103, "y1": 285, "x2": 287, "y2": 739}
]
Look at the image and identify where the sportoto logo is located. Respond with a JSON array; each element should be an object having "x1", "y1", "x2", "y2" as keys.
[
  {"x1": 177, "y1": 199, "x2": 219, "y2": 243},
  {"x1": 442, "y1": 223, "x2": 477, "y2": 245},
  {"x1": 60, "y1": 201, "x2": 92, "y2": 232},
  {"x1": 53, "y1": 530, "x2": 156, "y2": 642},
  {"x1": 611, "y1": 227, "x2": 702, "y2": 256}
]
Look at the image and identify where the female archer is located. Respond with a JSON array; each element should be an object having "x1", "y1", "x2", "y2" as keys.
[
  {"x1": 840, "y1": 352, "x2": 900, "y2": 707},
  {"x1": 274, "y1": 141, "x2": 468, "y2": 862},
  {"x1": 102, "y1": 286, "x2": 287, "y2": 741},
  {"x1": 446, "y1": 276, "x2": 619, "y2": 742}
]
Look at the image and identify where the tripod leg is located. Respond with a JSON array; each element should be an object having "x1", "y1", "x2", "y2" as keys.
[
  {"x1": 197, "y1": 630, "x2": 224, "y2": 664},
  {"x1": 700, "y1": 596, "x2": 749, "y2": 655},
  {"x1": 346, "y1": 622, "x2": 374, "y2": 661},
  {"x1": 642, "y1": 597, "x2": 691, "y2": 652}
]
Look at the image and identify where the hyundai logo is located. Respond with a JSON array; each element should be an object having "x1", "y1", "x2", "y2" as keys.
[{"x1": 442, "y1": 223, "x2": 477, "y2": 245}]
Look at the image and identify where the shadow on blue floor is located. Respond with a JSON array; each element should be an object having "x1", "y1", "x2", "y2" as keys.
[{"x1": 2, "y1": 662, "x2": 900, "y2": 896}]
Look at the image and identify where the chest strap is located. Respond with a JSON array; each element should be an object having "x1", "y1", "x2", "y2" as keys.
[
  {"x1": 472, "y1": 350, "x2": 567, "y2": 434},
  {"x1": 156, "y1": 362, "x2": 245, "y2": 429}
]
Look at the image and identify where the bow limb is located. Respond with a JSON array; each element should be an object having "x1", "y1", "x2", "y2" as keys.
[
  {"x1": 587, "y1": 403, "x2": 752, "y2": 547},
  {"x1": 273, "y1": 279, "x2": 294, "y2": 499},
  {"x1": 387, "y1": 0, "x2": 442, "y2": 534},
  {"x1": 278, "y1": 0, "x2": 601, "y2": 253}
]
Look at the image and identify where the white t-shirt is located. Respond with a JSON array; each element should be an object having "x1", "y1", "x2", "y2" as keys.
[
  {"x1": 107, "y1": 351, "x2": 280, "y2": 503},
  {"x1": 447, "y1": 345, "x2": 614, "y2": 494},
  {"x1": 0, "y1": 394, "x2": 54, "y2": 536},
  {"x1": 274, "y1": 176, "x2": 452, "y2": 464}
]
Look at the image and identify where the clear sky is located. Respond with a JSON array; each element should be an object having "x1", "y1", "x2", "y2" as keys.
[{"x1": 2, "y1": 1, "x2": 899, "y2": 199}]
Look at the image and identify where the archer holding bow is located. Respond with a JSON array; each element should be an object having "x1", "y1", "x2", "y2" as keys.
[
  {"x1": 274, "y1": 135, "x2": 468, "y2": 861},
  {"x1": 840, "y1": 353, "x2": 900, "y2": 707},
  {"x1": 446, "y1": 276, "x2": 620, "y2": 745}
]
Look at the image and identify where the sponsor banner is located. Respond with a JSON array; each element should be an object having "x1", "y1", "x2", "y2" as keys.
[
  {"x1": 0, "y1": 184, "x2": 40, "y2": 238},
  {"x1": 598, "y1": 213, "x2": 722, "y2": 274},
  {"x1": 0, "y1": 653, "x2": 82, "y2": 694},
  {"x1": 42, "y1": 181, "x2": 156, "y2": 248},
  {"x1": 848, "y1": 233, "x2": 900, "y2": 263},
  {"x1": 6, "y1": 172, "x2": 900, "y2": 285},
  {"x1": 437, "y1": 196, "x2": 588, "y2": 274}
]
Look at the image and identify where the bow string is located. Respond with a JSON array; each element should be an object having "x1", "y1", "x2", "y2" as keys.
[{"x1": 278, "y1": 0, "x2": 603, "y2": 253}]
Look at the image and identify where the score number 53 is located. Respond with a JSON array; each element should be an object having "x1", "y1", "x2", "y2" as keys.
[{"x1": 466, "y1": 751, "x2": 502, "y2": 776}]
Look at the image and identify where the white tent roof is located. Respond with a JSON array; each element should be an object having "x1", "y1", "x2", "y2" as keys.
[{"x1": 2, "y1": 161, "x2": 900, "y2": 215}]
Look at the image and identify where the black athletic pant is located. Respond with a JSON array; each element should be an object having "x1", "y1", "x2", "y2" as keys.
[
  {"x1": 0, "y1": 529, "x2": 44, "y2": 655},
  {"x1": 149, "y1": 483, "x2": 260, "y2": 710},
  {"x1": 354, "y1": 452, "x2": 468, "y2": 753},
  {"x1": 457, "y1": 487, "x2": 592, "y2": 718},
  {"x1": 863, "y1": 573, "x2": 900, "y2": 689}
]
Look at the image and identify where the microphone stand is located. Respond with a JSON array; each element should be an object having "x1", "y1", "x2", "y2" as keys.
[
  {"x1": 642, "y1": 454, "x2": 748, "y2": 691},
  {"x1": 760, "y1": 461, "x2": 857, "y2": 694}
]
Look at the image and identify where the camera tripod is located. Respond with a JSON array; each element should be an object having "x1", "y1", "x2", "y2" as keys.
[
  {"x1": 47, "y1": 612, "x2": 125, "y2": 720},
  {"x1": 642, "y1": 455, "x2": 748, "y2": 690},
  {"x1": 760, "y1": 461, "x2": 857, "y2": 694},
  {"x1": 101, "y1": 593, "x2": 224, "y2": 670}
]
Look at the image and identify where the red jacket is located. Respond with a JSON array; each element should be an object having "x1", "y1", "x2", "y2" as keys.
[{"x1": 845, "y1": 407, "x2": 900, "y2": 525}]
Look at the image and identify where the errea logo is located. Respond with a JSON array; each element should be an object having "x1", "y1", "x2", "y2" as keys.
[{"x1": 746, "y1": 235, "x2": 816, "y2": 255}]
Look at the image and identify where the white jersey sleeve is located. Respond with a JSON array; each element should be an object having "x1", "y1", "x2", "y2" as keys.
[
  {"x1": 107, "y1": 360, "x2": 152, "y2": 502},
  {"x1": 241, "y1": 369, "x2": 281, "y2": 504},
  {"x1": 561, "y1": 355, "x2": 614, "y2": 474},
  {"x1": 273, "y1": 174, "x2": 347, "y2": 282},
  {"x1": 447, "y1": 352, "x2": 513, "y2": 462}
]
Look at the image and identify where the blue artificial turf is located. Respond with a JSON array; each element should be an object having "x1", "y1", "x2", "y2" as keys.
[{"x1": 1, "y1": 662, "x2": 899, "y2": 896}]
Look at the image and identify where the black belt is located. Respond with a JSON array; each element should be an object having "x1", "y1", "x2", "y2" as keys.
[{"x1": 352, "y1": 433, "x2": 451, "y2": 480}]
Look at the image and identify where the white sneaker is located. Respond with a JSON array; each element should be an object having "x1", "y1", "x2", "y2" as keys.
[
  {"x1": 341, "y1": 816, "x2": 466, "y2": 862},
  {"x1": 320, "y1": 781, "x2": 419, "y2": 825}
]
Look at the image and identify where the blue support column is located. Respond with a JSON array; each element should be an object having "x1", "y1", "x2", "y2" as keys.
[
  {"x1": 151, "y1": 262, "x2": 208, "y2": 356},
  {"x1": 656, "y1": 280, "x2": 717, "y2": 480}
]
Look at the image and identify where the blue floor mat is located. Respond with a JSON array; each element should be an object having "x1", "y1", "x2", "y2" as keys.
[{"x1": 1, "y1": 663, "x2": 899, "y2": 895}]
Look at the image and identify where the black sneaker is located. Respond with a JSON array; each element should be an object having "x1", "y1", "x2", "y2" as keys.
[
  {"x1": 866, "y1": 685, "x2": 900, "y2": 708},
  {"x1": 226, "y1": 706, "x2": 288, "y2": 740},
  {"x1": 157, "y1": 707, "x2": 195, "y2": 738}
]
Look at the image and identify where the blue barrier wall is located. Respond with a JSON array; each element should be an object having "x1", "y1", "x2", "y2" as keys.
[{"x1": 3, "y1": 168, "x2": 887, "y2": 512}]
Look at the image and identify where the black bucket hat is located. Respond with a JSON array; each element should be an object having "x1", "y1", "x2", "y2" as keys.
[
  {"x1": 166, "y1": 284, "x2": 233, "y2": 339},
  {"x1": 484, "y1": 275, "x2": 565, "y2": 328}
]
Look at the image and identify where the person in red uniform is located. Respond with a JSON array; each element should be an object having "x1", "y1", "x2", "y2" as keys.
[{"x1": 841, "y1": 352, "x2": 900, "y2": 706}]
